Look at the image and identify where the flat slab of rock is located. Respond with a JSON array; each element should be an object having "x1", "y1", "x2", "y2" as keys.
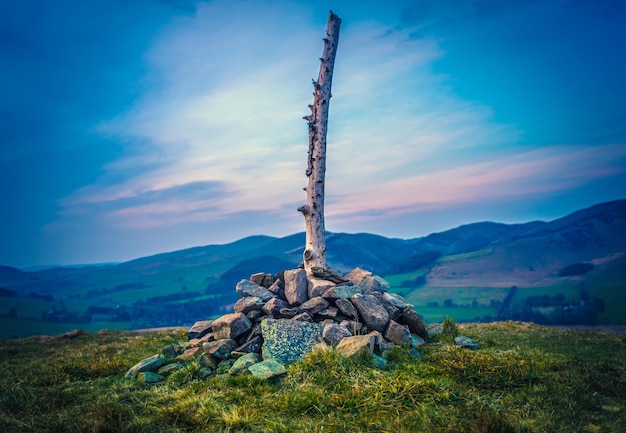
[
  {"x1": 454, "y1": 336, "x2": 480, "y2": 349},
  {"x1": 137, "y1": 371, "x2": 165, "y2": 383},
  {"x1": 336, "y1": 335, "x2": 374, "y2": 360},
  {"x1": 125, "y1": 354, "x2": 164, "y2": 378},
  {"x1": 350, "y1": 293, "x2": 390, "y2": 333},
  {"x1": 261, "y1": 318, "x2": 323, "y2": 365},
  {"x1": 236, "y1": 279, "x2": 274, "y2": 302},
  {"x1": 248, "y1": 359, "x2": 287, "y2": 379},
  {"x1": 187, "y1": 320, "x2": 213, "y2": 340},
  {"x1": 212, "y1": 313, "x2": 252, "y2": 340}
]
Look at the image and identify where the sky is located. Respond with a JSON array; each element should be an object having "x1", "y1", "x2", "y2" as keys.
[{"x1": 1, "y1": 0, "x2": 625, "y2": 267}]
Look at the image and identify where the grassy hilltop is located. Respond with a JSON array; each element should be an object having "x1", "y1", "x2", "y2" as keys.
[{"x1": 1, "y1": 322, "x2": 624, "y2": 432}]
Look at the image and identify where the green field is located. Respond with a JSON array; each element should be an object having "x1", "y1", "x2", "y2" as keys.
[{"x1": 1, "y1": 323, "x2": 624, "y2": 432}]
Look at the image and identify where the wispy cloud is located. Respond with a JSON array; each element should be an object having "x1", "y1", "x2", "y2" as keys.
[{"x1": 61, "y1": 0, "x2": 520, "y2": 231}]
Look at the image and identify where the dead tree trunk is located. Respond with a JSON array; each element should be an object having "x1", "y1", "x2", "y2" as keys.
[{"x1": 298, "y1": 11, "x2": 341, "y2": 274}]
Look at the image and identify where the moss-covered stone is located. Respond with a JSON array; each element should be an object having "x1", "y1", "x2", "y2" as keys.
[{"x1": 261, "y1": 318, "x2": 323, "y2": 365}]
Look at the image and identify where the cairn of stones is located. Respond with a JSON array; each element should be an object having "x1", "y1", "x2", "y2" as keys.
[{"x1": 126, "y1": 267, "x2": 433, "y2": 383}]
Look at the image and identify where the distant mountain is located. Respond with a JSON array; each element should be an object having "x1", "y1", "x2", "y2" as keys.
[{"x1": 0, "y1": 199, "x2": 624, "y2": 336}]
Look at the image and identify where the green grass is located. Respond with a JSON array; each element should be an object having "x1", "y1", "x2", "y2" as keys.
[
  {"x1": 0, "y1": 317, "x2": 132, "y2": 339},
  {"x1": 1, "y1": 322, "x2": 625, "y2": 432}
]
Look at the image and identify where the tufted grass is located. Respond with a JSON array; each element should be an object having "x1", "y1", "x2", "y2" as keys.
[{"x1": 1, "y1": 322, "x2": 625, "y2": 432}]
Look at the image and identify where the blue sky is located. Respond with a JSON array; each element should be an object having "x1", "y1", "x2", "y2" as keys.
[{"x1": 1, "y1": 0, "x2": 625, "y2": 267}]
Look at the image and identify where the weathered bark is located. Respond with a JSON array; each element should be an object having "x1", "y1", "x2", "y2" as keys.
[{"x1": 298, "y1": 11, "x2": 341, "y2": 274}]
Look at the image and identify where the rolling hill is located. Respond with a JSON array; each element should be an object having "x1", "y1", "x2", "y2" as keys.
[{"x1": 1, "y1": 199, "x2": 624, "y2": 338}]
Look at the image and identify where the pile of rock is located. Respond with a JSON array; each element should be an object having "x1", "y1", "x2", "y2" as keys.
[{"x1": 125, "y1": 267, "x2": 431, "y2": 383}]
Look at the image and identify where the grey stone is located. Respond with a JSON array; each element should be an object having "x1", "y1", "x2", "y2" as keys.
[
  {"x1": 371, "y1": 291, "x2": 402, "y2": 320},
  {"x1": 137, "y1": 371, "x2": 165, "y2": 383},
  {"x1": 175, "y1": 347, "x2": 202, "y2": 362},
  {"x1": 250, "y1": 272, "x2": 274, "y2": 288},
  {"x1": 399, "y1": 307, "x2": 428, "y2": 340},
  {"x1": 454, "y1": 336, "x2": 480, "y2": 350},
  {"x1": 267, "y1": 279, "x2": 285, "y2": 298},
  {"x1": 278, "y1": 307, "x2": 302, "y2": 318},
  {"x1": 410, "y1": 334, "x2": 426, "y2": 347},
  {"x1": 125, "y1": 354, "x2": 164, "y2": 378},
  {"x1": 291, "y1": 312, "x2": 313, "y2": 322},
  {"x1": 229, "y1": 353, "x2": 261, "y2": 375},
  {"x1": 339, "y1": 319, "x2": 363, "y2": 335},
  {"x1": 248, "y1": 359, "x2": 287, "y2": 379},
  {"x1": 263, "y1": 297, "x2": 290, "y2": 318},
  {"x1": 162, "y1": 344, "x2": 184, "y2": 359},
  {"x1": 299, "y1": 297, "x2": 329, "y2": 315},
  {"x1": 308, "y1": 277, "x2": 336, "y2": 298},
  {"x1": 316, "y1": 306, "x2": 339, "y2": 320},
  {"x1": 310, "y1": 267, "x2": 349, "y2": 284},
  {"x1": 212, "y1": 313, "x2": 252, "y2": 340},
  {"x1": 198, "y1": 353, "x2": 219, "y2": 369},
  {"x1": 336, "y1": 335, "x2": 374, "y2": 360},
  {"x1": 236, "y1": 279, "x2": 274, "y2": 302},
  {"x1": 234, "y1": 296, "x2": 265, "y2": 314},
  {"x1": 322, "y1": 323, "x2": 352, "y2": 347},
  {"x1": 345, "y1": 267, "x2": 373, "y2": 286},
  {"x1": 187, "y1": 320, "x2": 213, "y2": 340},
  {"x1": 234, "y1": 335, "x2": 262, "y2": 354},
  {"x1": 350, "y1": 293, "x2": 390, "y2": 333},
  {"x1": 384, "y1": 320, "x2": 411, "y2": 346},
  {"x1": 203, "y1": 338, "x2": 237, "y2": 360},
  {"x1": 384, "y1": 292, "x2": 408, "y2": 309},
  {"x1": 261, "y1": 318, "x2": 323, "y2": 365},
  {"x1": 359, "y1": 275, "x2": 390, "y2": 293},
  {"x1": 157, "y1": 363, "x2": 184, "y2": 376},
  {"x1": 372, "y1": 354, "x2": 388, "y2": 369},
  {"x1": 246, "y1": 310, "x2": 265, "y2": 323},
  {"x1": 216, "y1": 359, "x2": 235, "y2": 374},
  {"x1": 284, "y1": 269, "x2": 308, "y2": 306},
  {"x1": 322, "y1": 285, "x2": 361, "y2": 300},
  {"x1": 335, "y1": 298, "x2": 359, "y2": 320},
  {"x1": 368, "y1": 330, "x2": 386, "y2": 354}
]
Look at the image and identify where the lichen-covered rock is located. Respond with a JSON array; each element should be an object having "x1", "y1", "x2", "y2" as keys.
[
  {"x1": 203, "y1": 338, "x2": 237, "y2": 360},
  {"x1": 308, "y1": 277, "x2": 336, "y2": 298},
  {"x1": 454, "y1": 336, "x2": 479, "y2": 349},
  {"x1": 137, "y1": 371, "x2": 166, "y2": 383},
  {"x1": 236, "y1": 279, "x2": 274, "y2": 302},
  {"x1": 299, "y1": 297, "x2": 329, "y2": 315},
  {"x1": 125, "y1": 354, "x2": 164, "y2": 378},
  {"x1": 187, "y1": 320, "x2": 213, "y2": 340},
  {"x1": 399, "y1": 307, "x2": 428, "y2": 340},
  {"x1": 335, "y1": 298, "x2": 359, "y2": 320},
  {"x1": 212, "y1": 313, "x2": 252, "y2": 340},
  {"x1": 234, "y1": 296, "x2": 265, "y2": 314},
  {"x1": 263, "y1": 297, "x2": 290, "y2": 317},
  {"x1": 336, "y1": 335, "x2": 374, "y2": 360},
  {"x1": 229, "y1": 352, "x2": 261, "y2": 375},
  {"x1": 284, "y1": 269, "x2": 308, "y2": 306},
  {"x1": 162, "y1": 344, "x2": 184, "y2": 359},
  {"x1": 384, "y1": 320, "x2": 411, "y2": 346},
  {"x1": 350, "y1": 293, "x2": 390, "y2": 333},
  {"x1": 322, "y1": 323, "x2": 352, "y2": 347},
  {"x1": 261, "y1": 318, "x2": 323, "y2": 365},
  {"x1": 248, "y1": 359, "x2": 287, "y2": 379},
  {"x1": 198, "y1": 353, "x2": 219, "y2": 369}
]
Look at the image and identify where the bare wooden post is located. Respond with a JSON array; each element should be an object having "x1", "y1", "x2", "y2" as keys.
[{"x1": 298, "y1": 11, "x2": 341, "y2": 274}]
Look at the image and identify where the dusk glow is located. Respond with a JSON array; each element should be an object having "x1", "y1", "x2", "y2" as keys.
[{"x1": 2, "y1": 0, "x2": 625, "y2": 267}]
